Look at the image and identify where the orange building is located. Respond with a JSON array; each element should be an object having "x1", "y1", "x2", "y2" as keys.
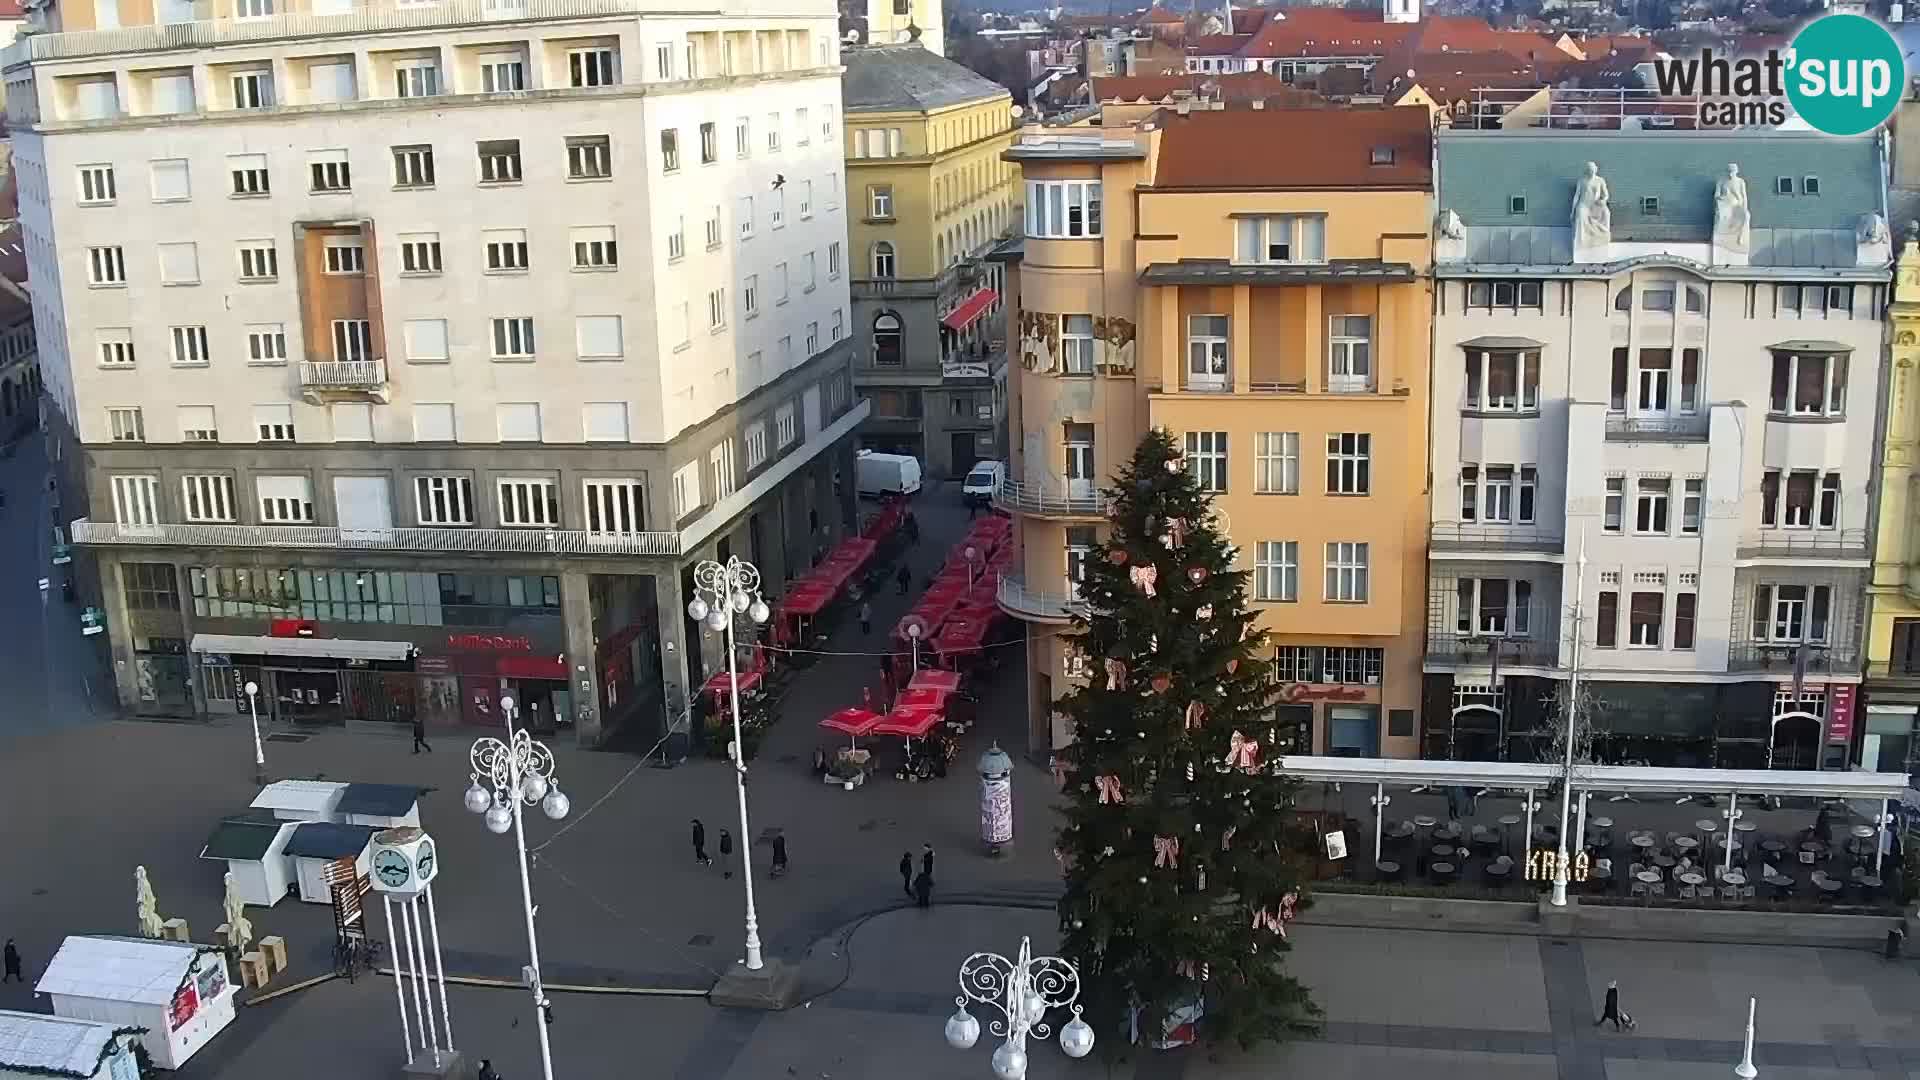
[{"x1": 996, "y1": 107, "x2": 1433, "y2": 758}]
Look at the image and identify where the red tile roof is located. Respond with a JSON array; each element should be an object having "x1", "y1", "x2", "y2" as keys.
[
  {"x1": 1139, "y1": 6, "x2": 1184, "y2": 24},
  {"x1": 1095, "y1": 71, "x2": 1331, "y2": 108},
  {"x1": 1238, "y1": 9, "x2": 1556, "y2": 62},
  {"x1": 1150, "y1": 106, "x2": 1433, "y2": 189}
]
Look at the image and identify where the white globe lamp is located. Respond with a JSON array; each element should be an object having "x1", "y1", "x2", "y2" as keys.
[{"x1": 944, "y1": 1007, "x2": 980, "y2": 1049}]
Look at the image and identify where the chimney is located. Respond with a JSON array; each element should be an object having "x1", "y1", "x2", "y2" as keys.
[{"x1": 1177, "y1": 98, "x2": 1192, "y2": 114}]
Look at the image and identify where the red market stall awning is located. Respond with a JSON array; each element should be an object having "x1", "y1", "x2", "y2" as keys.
[
  {"x1": 702, "y1": 668, "x2": 763, "y2": 698},
  {"x1": 781, "y1": 582, "x2": 835, "y2": 617},
  {"x1": 910, "y1": 669, "x2": 962, "y2": 693},
  {"x1": 829, "y1": 537, "x2": 878, "y2": 566},
  {"x1": 941, "y1": 288, "x2": 1000, "y2": 332},
  {"x1": 872, "y1": 706, "x2": 943, "y2": 738},
  {"x1": 820, "y1": 707, "x2": 881, "y2": 737},
  {"x1": 934, "y1": 617, "x2": 989, "y2": 655},
  {"x1": 894, "y1": 686, "x2": 951, "y2": 711}
]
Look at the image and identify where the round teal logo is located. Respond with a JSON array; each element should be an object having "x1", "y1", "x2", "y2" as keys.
[{"x1": 1785, "y1": 14, "x2": 1905, "y2": 136}]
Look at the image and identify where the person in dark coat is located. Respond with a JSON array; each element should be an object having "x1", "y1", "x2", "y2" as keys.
[
  {"x1": 691, "y1": 819, "x2": 711, "y2": 866},
  {"x1": 922, "y1": 843, "x2": 936, "y2": 879},
  {"x1": 896, "y1": 564, "x2": 913, "y2": 595},
  {"x1": 2, "y1": 940, "x2": 21, "y2": 983},
  {"x1": 771, "y1": 833, "x2": 788, "y2": 876},
  {"x1": 477, "y1": 1060, "x2": 502, "y2": 1080},
  {"x1": 719, "y1": 828, "x2": 735, "y2": 879},
  {"x1": 1594, "y1": 980, "x2": 1623, "y2": 1030},
  {"x1": 914, "y1": 869, "x2": 933, "y2": 908},
  {"x1": 858, "y1": 600, "x2": 873, "y2": 636},
  {"x1": 411, "y1": 715, "x2": 431, "y2": 754},
  {"x1": 904, "y1": 512, "x2": 920, "y2": 546},
  {"x1": 899, "y1": 852, "x2": 914, "y2": 898}
]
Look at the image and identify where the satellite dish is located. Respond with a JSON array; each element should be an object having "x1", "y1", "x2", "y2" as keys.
[
  {"x1": 1011, "y1": 104, "x2": 1026, "y2": 118},
  {"x1": 842, "y1": 28, "x2": 860, "y2": 43}
]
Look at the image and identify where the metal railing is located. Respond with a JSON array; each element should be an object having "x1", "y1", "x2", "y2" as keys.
[
  {"x1": 1726, "y1": 641, "x2": 1861, "y2": 674},
  {"x1": 9, "y1": 0, "x2": 644, "y2": 61},
  {"x1": 1248, "y1": 379, "x2": 1307, "y2": 394},
  {"x1": 71, "y1": 517, "x2": 682, "y2": 557},
  {"x1": 1735, "y1": 529, "x2": 1870, "y2": 559},
  {"x1": 1424, "y1": 634, "x2": 1559, "y2": 668},
  {"x1": 300, "y1": 359, "x2": 387, "y2": 390},
  {"x1": 992, "y1": 479, "x2": 1108, "y2": 519},
  {"x1": 1604, "y1": 414, "x2": 1710, "y2": 441},
  {"x1": 1428, "y1": 523, "x2": 1565, "y2": 554},
  {"x1": 1864, "y1": 659, "x2": 1920, "y2": 681},
  {"x1": 996, "y1": 573, "x2": 1087, "y2": 622}
]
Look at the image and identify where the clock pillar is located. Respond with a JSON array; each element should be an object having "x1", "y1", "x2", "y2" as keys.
[{"x1": 368, "y1": 828, "x2": 465, "y2": 1079}]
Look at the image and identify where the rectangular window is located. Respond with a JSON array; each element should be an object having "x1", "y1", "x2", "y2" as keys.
[
  {"x1": 660, "y1": 128, "x2": 680, "y2": 172},
  {"x1": 795, "y1": 107, "x2": 810, "y2": 144},
  {"x1": 800, "y1": 179, "x2": 812, "y2": 217},
  {"x1": 1460, "y1": 465, "x2": 1479, "y2": 521},
  {"x1": 1464, "y1": 279, "x2": 1544, "y2": 310},
  {"x1": 393, "y1": 59, "x2": 439, "y2": 98},
  {"x1": 709, "y1": 288, "x2": 727, "y2": 330},
  {"x1": 496, "y1": 478, "x2": 560, "y2": 528},
  {"x1": 1603, "y1": 476, "x2": 1625, "y2": 532},
  {"x1": 1682, "y1": 478, "x2": 1703, "y2": 534},
  {"x1": 1518, "y1": 465, "x2": 1537, "y2": 524},
  {"x1": 1184, "y1": 430, "x2": 1228, "y2": 492},
  {"x1": 108, "y1": 407, "x2": 146, "y2": 443},
  {"x1": 256, "y1": 475, "x2": 314, "y2": 523},
  {"x1": 1025, "y1": 179, "x2": 1102, "y2": 238},
  {"x1": 1252, "y1": 432, "x2": 1299, "y2": 495},
  {"x1": 699, "y1": 121, "x2": 717, "y2": 164},
  {"x1": 497, "y1": 403, "x2": 542, "y2": 442},
  {"x1": 1674, "y1": 592, "x2": 1697, "y2": 650},
  {"x1": 376, "y1": 236, "x2": 433, "y2": 279},
  {"x1": 1325, "y1": 433, "x2": 1370, "y2": 495},
  {"x1": 392, "y1": 144, "x2": 435, "y2": 188},
  {"x1": 831, "y1": 309, "x2": 844, "y2": 342},
  {"x1": 228, "y1": 153, "x2": 269, "y2": 197},
  {"x1": 1629, "y1": 591, "x2": 1664, "y2": 646},
  {"x1": 1483, "y1": 465, "x2": 1513, "y2": 522},
  {"x1": 583, "y1": 478, "x2": 646, "y2": 534},
  {"x1": 245, "y1": 324, "x2": 286, "y2": 364},
  {"x1": 477, "y1": 139, "x2": 521, "y2": 183},
  {"x1": 567, "y1": 135, "x2": 611, "y2": 179},
  {"x1": 672, "y1": 461, "x2": 700, "y2": 519},
  {"x1": 667, "y1": 217, "x2": 685, "y2": 261},
  {"x1": 829, "y1": 241, "x2": 842, "y2": 278},
  {"x1": 767, "y1": 112, "x2": 782, "y2": 151},
  {"x1": 253, "y1": 404, "x2": 293, "y2": 442},
  {"x1": 735, "y1": 116, "x2": 752, "y2": 157},
  {"x1": 1234, "y1": 214, "x2": 1326, "y2": 264},
  {"x1": 739, "y1": 195, "x2": 755, "y2": 237},
  {"x1": 231, "y1": 69, "x2": 272, "y2": 109},
  {"x1": 112, "y1": 475, "x2": 160, "y2": 526},
  {"x1": 1634, "y1": 477, "x2": 1670, "y2": 534},
  {"x1": 1610, "y1": 347, "x2": 1629, "y2": 411},
  {"x1": 583, "y1": 402, "x2": 629, "y2": 442},
  {"x1": 575, "y1": 315, "x2": 623, "y2": 360},
  {"x1": 805, "y1": 321, "x2": 818, "y2": 355},
  {"x1": 157, "y1": 242, "x2": 199, "y2": 285},
  {"x1": 742, "y1": 274, "x2": 760, "y2": 317},
  {"x1": 705, "y1": 207, "x2": 723, "y2": 249},
  {"x1": 775, "y1": 403, "x2": 796, "y2": 447},
  {"x1": 569, "y1": 47, "x2": 617, "y2": 87},
  {"x1": 1061, "y1": 314, "x2": 1095, "y2": 374},
  {"x1": 333, "y1": 399, "x2": 372, "y2": 444},
  {"x1": 414, "y1": 475, "x2": 474, "y2": 525},
  {"x1": 1595, "y1": 590, "x2": 1618, "y2": 648},
  {"x1": 771, "y1": 188, "x2": 786, "y2": 229},
  {"x1": 1324, "y1": 541, "x2": 1369, "y2": 602},
  {"x1": 1065, "y1": 526, "x2": 1096, "y2": 602},
  {"x1": 1818, "y1": 472, "x2": 1841, "y2": 528},
  {"x1": 655, "y1": 42, "x2": 673, "y2": 79},
  {"x1": 1185, "y1": 315, "x2": 1229, "y2": 390},
  {"x1": 88, "y1": 246, "x2": 127, "y2": 285},
  {"x1": 1679, "y1": 348, "x2": 1702, "y2": 413},
  {"x1": 571, "y1": 225, "x2": 618, "y2": 269},
  {"x1": 491, "y1": 316, "x2": 536, "y2": 359},
  {"x1": 480, "y1": 52, "x2": 526, "y2": 92},
  {"x1": 710, "y1": 440, "x2": 736, "y2": 499},
  {"x1": 78, "y1": 164, "x2": 116, "y2": 204},
  {"x1": 327, "y1": 319, "x2": 372, "y2": 364},
  {"x1": 98, "y1": 328, "x2": 136, "y2": 368},
  {"x1": 745, "y1": 422, "x2": 769, "y2": 468},
  {"x1": 307, "y1": 60, "x2": 354, "y2": 103},
  {"x1": 181, "y1": 474, "x2": 236, "y2": 522},
  {"x1": 170, "y1": 325, "x2": 210, "y2": 367},
  {"x1": 177, "y1": 405, "x2": 217, "y2": 441},
  {"x1": 149, "y1": 158, "x2": 190, "y2": 201},
  {"x1": 1770, "y1": 352, "x2": 1846, "y2": 416},
  {"x1": 484, "y1": 229, "x2": 529, "y2": 272},
  {"x1": 308, "y1": 149, "x2": 350, "y2": 192},
  {"x1": 322, "y1": 236, "x2": 365, "y2": 274},
  {"x1": 1464, "y1": 350, "x2": 1540, "y2": 411},
  {"x1": 1254, "y1": 540, "x2": 1298, "y2": 602},
  {"x1": 1783, "y1": 470, "x2": 1816, "y2": 527},
  {"x1": 1327, "y1": 315, "x2": 1372, "y2": 392},
  {"x1": 402, "y1": 319, "x2": 448, "y2": 363}
]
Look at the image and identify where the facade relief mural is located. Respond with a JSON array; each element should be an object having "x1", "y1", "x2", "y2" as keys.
[
  {"x1": 1019, "y1": 311, "x2": 1137, "y2": 376},
  {"x1": 1093, "y1": 314, "x2": 1137, "y2": 375},
  {"x1": 1020, "y1": 310, "x2": 1061, "y2": 374}
]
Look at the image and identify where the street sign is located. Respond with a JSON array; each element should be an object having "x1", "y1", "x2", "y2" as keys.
[
  {"x1": 201, "y1": 653, "x2": 233, "y2": 668},
  {"x1": 79, "y1": 607, "x2": 106, "y2": 636},
  {"x1": 51, "y1": 544, "x2": 72, "y2": 566},
  {"x1": 37, "y1": 578, "x2": 48, "y2": 592}
]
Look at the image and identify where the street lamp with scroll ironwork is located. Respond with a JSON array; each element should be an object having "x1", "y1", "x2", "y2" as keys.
[{"x1": 944, "y1": 936, "x2": 1094, "y2": 1079}]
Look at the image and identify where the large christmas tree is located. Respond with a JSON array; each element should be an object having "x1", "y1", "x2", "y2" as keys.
[{"x1": 1055, "y1": 427, "x2": 1320, "y2": 1052}]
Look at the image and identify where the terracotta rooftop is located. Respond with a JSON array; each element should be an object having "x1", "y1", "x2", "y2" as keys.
[
  {"x1": 1234, "y1": 9, "x2": 1557, "y2": 62},
  {"x1": 1139, "y1": 5, "x2": 1183, "y2": 24},
  {"x1": 1150, "y1": 106, "x2": 1433, "y2": 189},
  {"x1": 1093, "y1": 71, "x2": 1327, "y2": 106}
]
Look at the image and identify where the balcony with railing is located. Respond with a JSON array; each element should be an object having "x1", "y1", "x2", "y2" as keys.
[
  {"x1": 992, "y1": 478, "x2": 1107, "y2": 519},
  {"x1": 299, "y1": 359, "x2": 390, "y2": 403},
  {"x1": 1735, "y1": 529, "x2": 1870, "y2": 561},
  {"x1": 997, "y1": 572, "x2": 1087, "y2": 623},
  {"x1": 1428, "y1": 523, "x2": 1564, "y2": 556},
  {"x1": 1865, "y1": 658, "x2": 1920, "y2": 685},
  {"x1": 1604, "y1": 414, "x2": 1710, "y2": 442},
  {"x1": 71, "y1": 517, "x2": 682, "y2": 557},
  {"x1": 1726, "y1": 640, "x2": 1860, "y2": 674},
  {"x1": 1425, "y1": 633, "x2": 1559, "y2": 669}
]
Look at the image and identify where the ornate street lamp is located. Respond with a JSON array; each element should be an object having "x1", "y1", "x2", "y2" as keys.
[
  {"x1": 464, "y1": 697, "x2": 569, "y2": 1080},
  {"x1": 944, "y1": 936, "x2": 1094, "y2": 1079}
]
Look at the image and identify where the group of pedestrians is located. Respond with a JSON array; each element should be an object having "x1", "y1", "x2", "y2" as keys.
[
  {"x1": 689, "y1": 818, "x2": 788, "y2": 879},
  {"x1": 901, "y1": 843, "x2": 935, "y2": 907}
]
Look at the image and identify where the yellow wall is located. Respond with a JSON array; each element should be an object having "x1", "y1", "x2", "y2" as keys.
[
  {"x1": 846, "y1": 94, "x2": 1021, "y2": 282},
  {"x1": 1867, "y1": 238, "x2": 1920, "y2": 684}
]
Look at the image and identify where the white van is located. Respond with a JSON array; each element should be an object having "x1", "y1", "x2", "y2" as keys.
[
  {"x1": 962, "y1": 460, "x2": 1005, "y2": 508},
  {"x1": 855, "y1": 450, "x2": 923, "y2": 497}
]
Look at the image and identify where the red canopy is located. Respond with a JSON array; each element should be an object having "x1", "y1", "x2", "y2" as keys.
[
  {"x1": 819, "y1": 707, "x2": 881, "y2": 736},
  {"x1": 781, "y1": 582, "x2": 835, "y2": 617},
  {"x1": 934, "y1": 617, "x2": 988, "y2": 654},
  {"x1": 871, "y1": 706, "x2": 943, "y2": 738},
  {"x1": 909, "y1": 669, "x2": 962, "y2": 692},
  {"x1": 828, "y1": 536, "x2": 878, "y2": 566},
  {"x1": 702, "y1": 668, "x2": 763, "y2": 698},
  {"x1": 862, "y1": 503, "x2": 903, "y2": 539},
  {"x1": 941, "y1": 288, "x2": 1000, "y2": 332},
  {"x1": 894, "y1": 686, "x2": 950, "y2": 711}
]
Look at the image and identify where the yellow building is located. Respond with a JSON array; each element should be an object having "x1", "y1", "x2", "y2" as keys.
[
  {"x1": 843, "y1": 44, "x2": 1023, "y2": 477},
  {"x1": 1864, "y1": 234, "x2": 1920, "y2": 772},
  {"x1": 998, "y1": 107, "x2": 1434, "y2": 757}
]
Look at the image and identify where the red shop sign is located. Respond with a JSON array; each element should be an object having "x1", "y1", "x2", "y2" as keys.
[
  {"x1": 1827, "y1": 684, "x2": 1857, "y2": 744},
  {"x1": 445, "y1": 634, "x2": 533, "y2": 652},
  {"x1": 1276, "y1": 683, "x2": 1369, "y2": 704}
]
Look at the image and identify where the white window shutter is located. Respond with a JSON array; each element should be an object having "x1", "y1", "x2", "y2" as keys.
[
  {"x1": 404, "y1": 319, "x2": 449, "y2": 361},
  {"x1": 575, "y1": 315, "x2": 622, "y2": 358},
  {"x1": 331, "y1": 402, "x2": 373, "y2": 441},
  {"x1": 583, "y1": 402, "x2": 629, "y2": 442}
]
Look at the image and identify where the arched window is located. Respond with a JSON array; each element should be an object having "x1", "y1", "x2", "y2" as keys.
[
  {"x1": 872, "y1": 241, "x2": 895, "y2": 279},
  {"x1": 936, "y1": 235, "x2": 946, "y2": 269},
  {"x1": 873, "y1": 312, "x2": 904, "y2": 366},
  {"x1": 1613, "y1": 286, "x2": 1632, "y2": 312}
]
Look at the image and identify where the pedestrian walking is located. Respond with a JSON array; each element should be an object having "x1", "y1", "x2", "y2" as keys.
[
  {"x1": 896, "y1": 564, "x2": 912, "y2": 595},
  {"x1": 858, "y1": 600, "x2": 873, "y2": 636},
  {"x1": 904, "y1": 511, "x2": 920, "y2": 546},
  {"x1": 967, "y1": 499, "x2": 978, "y2": 520},
  {"x1": 922, "y1": 842, "x2": 936, "y2": 879},
  {"x1": 477, "y1": 1059, "x2": 502, "y2": 1080},
  {"x1": 1594, "y1": 980, "x2": 1626, "y2": 1031},
  {"x1": 1445, "y1": 785, "x2": 1465, "y2": 822},
  {"x1": 691, "y1": 819, "x2": 711, "y2": 866},
  {"x1": 771, "y1": 834, "x2": 789, "y2": 877},
  {"x1": 914, "y1": 869, "x2": 933, "y2": 908},
  {"x1": 411, "y1": 714, "x2": 431, "y2": 754},
  {"x1": 2, "y1": 940, "x2": 21, "y2": 983},
  {"x1": 719, "y1": 827, "x2": 735, "y2": 879},
  {"x1": 899, "y1": 852, "x2": 914, "y2": 898}
]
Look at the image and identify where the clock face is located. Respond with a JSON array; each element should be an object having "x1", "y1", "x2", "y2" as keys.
[
  {"x1": 415, "y1": 839, "x2": 437, "y2": 882},
  {"x1": 373, "y1": 848, "x2": 411, "y2": 889}
]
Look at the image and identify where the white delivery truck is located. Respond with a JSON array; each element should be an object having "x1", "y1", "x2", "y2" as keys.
[
  {"x1": 961, "y1": 460, "x2": 1005, "y2": 508},
  {"x1": 855, "y1": 450, "x2": 923, "y2": 497}
]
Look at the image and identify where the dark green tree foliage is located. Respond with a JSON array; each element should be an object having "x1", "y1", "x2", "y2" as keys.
[{"x1": 1055, "y1": 428, "x2": 1321, "y2": 1052}]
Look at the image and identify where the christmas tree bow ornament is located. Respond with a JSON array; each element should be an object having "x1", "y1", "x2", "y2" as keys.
[
  {"x1": 1160, "y1": 517, "x2": 1188, "y2": 550},
  {"x1": 1107, "y1": 547, "x2": 1129, "y2": 565},
  {"x1": 1166, "y1": 455, "x2": 1186, "y2": 474},
  {"x1": 1252, "y1": 906, "x2": 1289, "y2": 940},
  {"x1": 1104, "y1": 658, "x2": 1129, "y2": 691},
  {"x1": 1195, "y1": 603, "x2": 1214, "y2": 621},
  {"x1": 1129, "y1": 564, "x2": 1158, "y2": 596},
  {"x1": 1105, "y1": 499, "x2": 1123, "y2": 521},
  {"x1": 1153, "y1": 835, "x2": 1180, "y2": 868},
  {"x1": 1224, "y1": 730, "x2": 1260, "y2": 771},
  {"x1": 1225, "y1": 658, "x2": 1240, "y2": 675},
  {"x1": 1220, "y1": 825, "x2": 1237, "y2": 850},
  {"x1": 1051, "y1": 757, "x2": 1071, "y2": 787},
  {"x1": 1095, "y1": 774, "x2": 1126, "y2": 804},
  {"x1": 1280, "y1": 891, "x2": 1299, "y2": 921},
  {"x1": 1184, "y1": 701, "x2": 1206, "y2": 730}
]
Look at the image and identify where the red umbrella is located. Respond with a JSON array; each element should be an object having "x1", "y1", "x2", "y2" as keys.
[
  {"x1": 819, "y1": 707, "x2": 881, "y2": 750},
  {"x1": 909, "y1": 669, "x2": 961, "y2": 692},
  {"x1": 894, "y1": 686, "x2": 950, "y2": 711},
  {"x1": 871, "y1": 706, "x2": 942, "y2": 738}
]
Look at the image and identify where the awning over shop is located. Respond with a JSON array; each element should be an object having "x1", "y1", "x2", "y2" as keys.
[
  {"x1": 190, "y1": 633, "x2": 413, "y2": 662},
  {"x1": 780, "y1": 582, "x2": 835, "y2": 617},
  {"x1": 1278, "y1": 755, "x2": 1912, "y2": 801},
  {"x1": 872, "y1": 706, "x2": 943, "y2": 738},
  {"x1": 941, "y1": 289, "x2": 1000, "y2": 332}
]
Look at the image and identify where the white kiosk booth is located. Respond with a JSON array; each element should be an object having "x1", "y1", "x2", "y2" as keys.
[{"x1": 36, "y1": 936, "x2": 236, "y2": 1070}]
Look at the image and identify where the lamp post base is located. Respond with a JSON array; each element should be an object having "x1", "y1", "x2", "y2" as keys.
[
  {"x1": 709, "y1": 957, "x2": 801, "y2": 1011},
  {"x1": 252, "y1": 765, "x2": 269, "y2": 786},
  {"x1": 399, "y1": 1049, "x2": 470, "y2": 1080}
]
